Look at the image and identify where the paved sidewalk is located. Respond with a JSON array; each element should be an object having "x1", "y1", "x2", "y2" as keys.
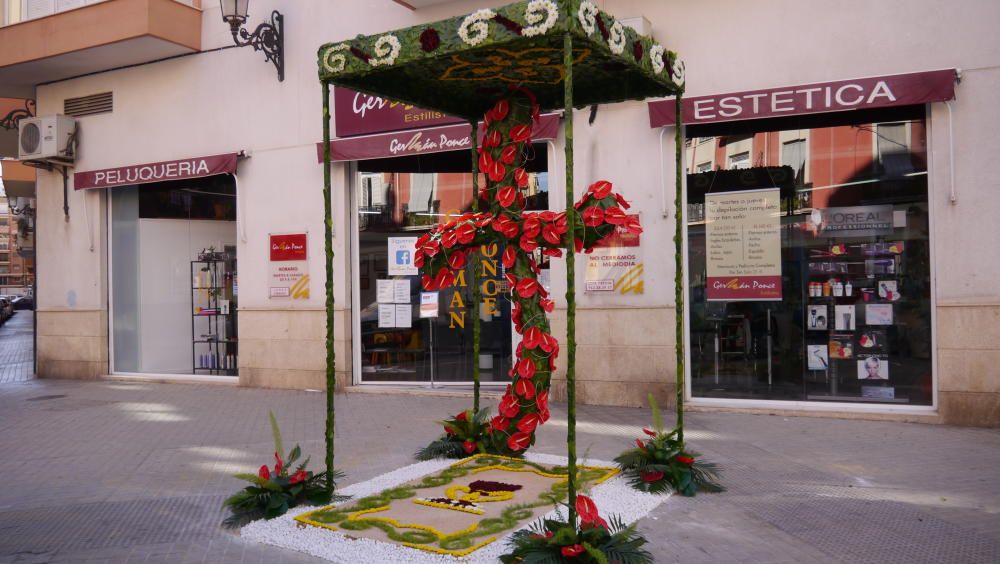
[
  {"x1": 0, "y1": 379, "x2": 998, "y2": 563},
  {"x1": 0, "y1": 311, "x2": 33, "y2": 384}
]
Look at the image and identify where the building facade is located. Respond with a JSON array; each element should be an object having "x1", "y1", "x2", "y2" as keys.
[{"x1": 1, "y1": 0, "x2": 997, "y2": 426}]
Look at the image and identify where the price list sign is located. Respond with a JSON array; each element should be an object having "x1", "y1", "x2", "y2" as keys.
[{"x1": 705, "y1": 188, "x2": 782, "y2": 301}]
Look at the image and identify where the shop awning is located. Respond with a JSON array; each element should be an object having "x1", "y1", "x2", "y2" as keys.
[
  {"x1": 315, "y1": 112, "x2": 560, "y2": 163},
  {"x1": 74, "y1": 152, "x2": 240, "y2": 190},
  {"x1": 648, "y1": 69, "x2": 957, "y2": 127}
]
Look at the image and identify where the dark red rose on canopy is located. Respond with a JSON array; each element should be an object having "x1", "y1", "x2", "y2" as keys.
[
  {"x1": 633, "y1": 40, "x2": 643, "y2": 61},
  {"x1": 419, "y1": 28, "x2": 440, "y2": 51}
]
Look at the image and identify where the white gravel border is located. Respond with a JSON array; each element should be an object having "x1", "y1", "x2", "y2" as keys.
[{"x1": 241, "y1": 453, "x2": 668, "y2": 563}]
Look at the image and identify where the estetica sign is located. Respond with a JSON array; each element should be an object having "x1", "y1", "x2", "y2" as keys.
[
  {"x1": 649, "y1": 69, "x2": 957, "y2": 126},
  {"x1": 74, "y1": 153, "x2": 239, "y2": 190}
]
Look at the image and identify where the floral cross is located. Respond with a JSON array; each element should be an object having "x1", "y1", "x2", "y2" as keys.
[{"x1": 415, "y1": 87, "x2": 641, "y2": 456}]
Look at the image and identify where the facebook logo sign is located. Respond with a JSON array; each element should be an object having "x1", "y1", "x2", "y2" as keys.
[{"x1": 396, "y1": 250, "x2": 411, "y2": 266}]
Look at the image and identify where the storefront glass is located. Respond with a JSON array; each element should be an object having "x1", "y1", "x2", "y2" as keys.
[
  {"x1": 686, "y1": 106, "x2": 932, "y2": 405},
  {"x1": 110, "y1": 176, "x2": 238, "y2": 375},
  {"x1": 355, "y1": 154, "x2": 548, "y2": 384}
]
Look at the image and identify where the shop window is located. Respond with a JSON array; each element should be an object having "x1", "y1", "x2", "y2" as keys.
[
  {"x1": 686, "y1": 105, "x2": 932, "y2": 406},
  {"x1": 0, "y1": 252, "x2": 8, "y2": 263}
]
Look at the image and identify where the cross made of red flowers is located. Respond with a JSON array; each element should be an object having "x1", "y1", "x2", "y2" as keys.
[{"x1": 414, "y1": 87, "x2": 642, "y2": 457}]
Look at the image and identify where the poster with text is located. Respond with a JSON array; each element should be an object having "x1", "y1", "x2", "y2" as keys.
[
  {"x1": 269, "y1": 233, "x2": 309, "y2": 299},
  {"x1": 584, "y1": 216, "x2": 643, "y2": 294},
  {"x1": 706, "y1": 188, "x2": 782, "y2": 301},
  {"x1": 387, "y1": 237, "x2": 418, "y2": 276}
]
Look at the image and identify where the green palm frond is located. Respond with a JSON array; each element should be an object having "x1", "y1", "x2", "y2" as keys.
[{"x1": 268, "y1": 410, "x2": 284, "y2": 458}]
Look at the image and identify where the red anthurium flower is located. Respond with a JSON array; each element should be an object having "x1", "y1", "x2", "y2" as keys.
[
  {"x1": 589, "y1": 180, "x2": 613, "y2": 199},
  {"x1": 502, "y1": 245, "x2": 517, "y2": 269},
  {"x1": 497, "y1": 186, "x2": 517, "y2": 208},
  {"x1": 416, "y1": 233, "x2": 431, "y2": 247},
  {"x1": 491, "y1": 415, "x2": 510, "y2": 431},
  {"x1": 539, "y1": 298, "x2": 555, "y2": 313},
  {"x1": 489, "y1": 99, "x2": 510, "y2": 121},
  {"x1": 523, "y1": 215, "x2": 541, "y2": 238},
  {"x1": 414, "y1": 253, "x2": 425, "y2": 268},
  {"x1": 624, "y1": 214, "x2": 643, "y2": 234},
  {"x1": 614, "y1": 192, "x2": 631, "y2": 210},
  {"x1": 258, "y1": 464, "x2": 271, "y2": 480},
  {"x1": 463, "y1": 440, "x2": 477, "y2": 454},
  {"x1": 274, "y1": 452, "x2": 284, "y2": 475},
  {"x1": 487, "y1": 161, "x2": 506, "y2": 183},
  {"x1": 574, "y1": 238, "x2": 584, "y2": 252},
  {"x1": 537, "y1": 390, "x2": 549, "y2": 412},
  {"x1": 448, "y1": 251, "x2": 467, "y2": 270},
  {"x1": 455, "y1": 410, "x2": 468, "y2": 422},
  {"x1": 444, "y1": 423, "x2": 456, "y2": 436},
  {"x1": 514, "y1": 167, "x2": 529, "y2": 188},
  {"x1": 561, "y1": 544, "x2": 585, "y2": 558},
  {"x1": 542, "y1": 247, "x2": 562, "y2": 258},
  {"x1": 423, "y1": 239, "x2": 440, "y2": 257},
  {"x1": 433, "y1": 268, "x2": 454, "y2": 289},
  {"x1": 515, "y1": 277, "x2": 540, "y2": 299},
  {"x1": 500, "y1": 144, "x2": 518, "y2": 165},
  {"x1": 604, "y1": 206, "x2": 627, "y2": 224},
  {"x1": 582, "y1": 206, "x2": 604, "y2": 227},
  {"x1": 675, "y1": 455, "x2": 695, "y2": 465},
  {"x1": 290, "y1": 469, "x2": 308, "y2": 484},
  {"x1": 549, "y1": 354, "x2": 557, "y2": 371},
  {"x1": 539, "y1": 333, "x2": 558, "y2": 353},
  {"x1": 519, "y1": 236, "x2": 539, "y2": 253},
  {"x1": 542, "y1": 223, "x2": 561, "y2": 245},
  {"x1": 514, "y1": 378, "x2": 536, "y2": 400},
  {"x1": 455, "y1": 222, "x2": 476, "y2": 244},
  {"x1": 421, "y1": 274, "x2": 435, "y2": 291},
  {"x1": 539, "y1": 407, "x2": 550, "y2": 423},
  {"x1": 522, "y1": 326, "x2": 542, "y2": 349},
  {"x1": 484, "y1": 129, "x2": 503, "y2": 149},
  {"x1": 499, "y1": 395, "x2": 520, "y2": 418},
  {"x1": 441, "y1": 229, "x2": 458, "y2": 249},
  {"x1": 478, "y1": 150, "x2": 493, "y2": 172},
  {"x1": 509, "y1": 124, "x2": 532, "y2": 143},
  {"x1": 506, "y1": 272, "x2": 518, "y2": 289},
  {"x1": 575, "y1": 495, "x2": 607, "y2": 528},
  {"x1": 642, "y1": 427, "x2": 657, "y2": 437},
  {"x1": 636, "y1": 438, "x2": 646, "y2": 449},
  {"x1": 507, "y1": 431, "x2": 532, "y2": 451},
  {"x1": 516, "y1": 412, "x2": 540, "y2": 433},
  {"x1": 640, "y1": 470, "x2": 665, "y2": 482},
  {"x1": 515, "y1": 357, "x2": 536, "y2": 379},
  {"x1": 575, "y1": 193, "x2": 590, "y2": 209},
  {"x1": 512, "y1": 301, "x2": 522, "y2": 324}
]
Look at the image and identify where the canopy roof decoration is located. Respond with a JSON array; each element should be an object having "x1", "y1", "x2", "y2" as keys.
[
  {"x1": 317, "y1": 0, "x2": 684, "y2": 117},
  {"x1": 314, "y1": 0, "x2": 687, "y2": 542}
]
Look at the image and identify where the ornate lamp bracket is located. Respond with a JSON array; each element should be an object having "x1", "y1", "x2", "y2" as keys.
[{"x1": 230, "y1": 10, "x2": 284, "y2": 82}]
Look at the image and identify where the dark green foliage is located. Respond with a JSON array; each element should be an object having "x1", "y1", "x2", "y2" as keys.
[
  {"x1": 223, "y1": 411, "x2": 347, "y2": 528},
  {"x1": 614, "y1": 395, "x2": 723, "y2": 496},
  {"x1": 415, "y1": 407, "x2": 500, "y2": 460},
  {"x1": 500, "y1": 514, "x2": 653, "y2": 564}
]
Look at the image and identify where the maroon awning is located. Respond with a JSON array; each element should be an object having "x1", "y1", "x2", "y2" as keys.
[
  {"x1": 648, "y1": 69, "x2": 957, "y2": 127},
  {"x1": 74, "y1": 152, "x2": 239, "y2": 190},
  {"x1": 316, "y1": 113, "x2": 561, "y2": 163}
]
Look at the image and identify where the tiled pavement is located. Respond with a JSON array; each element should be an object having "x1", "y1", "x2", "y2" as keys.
[
  {"x1": 0, "y1": 376, "x2": 998, "y2": 563},
  {"x1": 0, "y1": 312, "x2": 33, "y2": 384}
]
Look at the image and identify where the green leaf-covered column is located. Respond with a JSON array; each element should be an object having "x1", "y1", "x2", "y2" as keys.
[
  {"x1": 673, "y1": 94, "x2": 684, "y2": 442},
  {"x1": 470, "y1": 120, "x2": 481, "y2": 412},
  {"x1": 563, "y1": 30, "x2": 578, "y2": 527},
  {"x1": 322, "y1": 81, "x2": 336, "y2": 492}
]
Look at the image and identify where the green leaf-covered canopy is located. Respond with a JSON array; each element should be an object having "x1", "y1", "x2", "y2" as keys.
[{"x1": 317, "y1": 0, "x2": 684, "y2": 119}]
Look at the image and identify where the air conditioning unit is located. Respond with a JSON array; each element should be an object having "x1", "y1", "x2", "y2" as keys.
[{"x1": 18, "y1": 115, "x2": 76, "y2": 163}]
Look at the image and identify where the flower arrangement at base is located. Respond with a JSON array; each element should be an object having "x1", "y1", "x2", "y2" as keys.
[
  {"x1": 415, "y1": 408, "x2": 498, "y2": 460},
  {"x1": 500, "y1": 494, "x2": 653, "y2": 563},
  {"x1": 614, "y1": 395, "x2": 723, "y2": 496},
  {"x1": 223, "y1": 411, "x2": 346, "y2": 528}
]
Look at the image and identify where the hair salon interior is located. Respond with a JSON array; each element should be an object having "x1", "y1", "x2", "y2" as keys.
[{"x1": 1, "y1": 0, "x2": 996, "y2": 426}]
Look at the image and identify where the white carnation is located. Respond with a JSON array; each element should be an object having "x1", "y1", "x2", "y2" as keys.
[
  {"x1": 577, "y1": 1, "x2": 598, "y2": 35},
  {"x1": 458, "y1": 8, "x2": 496, "y2": 46},
  {"x1": 650, "y1": 44, "x2": 665, "y2": 74},
  {"x1": 608, "y1": 20, "x2": 626, "y2": 54},
  {"x1": 369, "y1": 34, "x2": 401, "y2": 67},
  {"x1": 522, "y1": 0, "x2": 558, "y2": 37}
]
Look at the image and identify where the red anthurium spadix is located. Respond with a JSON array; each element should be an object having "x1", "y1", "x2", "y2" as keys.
[
  {"x1": 514, "y1": 378, "x2": 536, "y2": 399},
  {"x1": 589, "y1": 180, "x2": 613, "y2": 199},
  {"x1": 507, "y1": 431, "x2": 532, "y2": 451}
]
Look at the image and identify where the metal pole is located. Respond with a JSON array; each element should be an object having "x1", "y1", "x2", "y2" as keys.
[
  {"x1": 470, "y1": 119, "x2": 480, "y2": 412},
  {"x1": 674, "y1": 92, "x2": 685, "y2": 443},
  {"x1": 563, "y1": 31, "x2": 578, "y2": 526},
  {"x1": 322, "y1": 81, "x2": 336, "y2": 493}
]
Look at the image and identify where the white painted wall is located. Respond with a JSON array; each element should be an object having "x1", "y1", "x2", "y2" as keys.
[{"x1": 32, "y1": 0, "x2": 1000, "y2": 363}]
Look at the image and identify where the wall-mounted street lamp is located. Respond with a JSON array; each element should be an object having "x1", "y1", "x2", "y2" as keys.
[{"x1": 219, "y1": 1, "x2": 284, "y2": 82}]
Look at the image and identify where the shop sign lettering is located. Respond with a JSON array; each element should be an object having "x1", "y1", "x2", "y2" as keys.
[
  {"x1": 648, "y1": 69, "x2": 957, "y2": 126},
  {"x1": 447, "y1": 243, "x2": 502, "y2": 330},
  {"x1": 74, "y1": 153, "x2": 239, "y2": 190},
  {"x1": 334, "y1": 87, "x2": 460, "y2": 137},
  {"x1": 388, "y1": 131, "x2": 472, "y2": 156},
  {"x1": 706, "y1": 188, "x2": 783, "y2": 301}
]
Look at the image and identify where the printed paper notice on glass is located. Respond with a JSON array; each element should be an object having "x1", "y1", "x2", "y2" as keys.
[
  {"x1": 585, "y1": 216, "x2": 643, "y2": 294},
  {"x1": 376, "y1": 279, "x2": 394, "y2": 304},
  {"x1": 387, "y1": 237, "x2": 418, "y2": 276},
  {"x1": 377, "y1": 304, "x2": 395, "y2": 328},
  {"x1": 393, "y1": 279, "x2": 411, "y2": 303},
  {"x1": 395, "y1": 304, "x2": 412, "y2": 328},
  {"x1": 706, "y1": 188, "x2": 782, "y2": 301},
  {"x1": 420, "y1": 292, "x2": 439, "y2": 318}
]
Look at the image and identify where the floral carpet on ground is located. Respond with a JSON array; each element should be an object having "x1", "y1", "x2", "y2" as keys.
[{"x1": 241, "y1": 453, "x2": 669, "y2": 563}]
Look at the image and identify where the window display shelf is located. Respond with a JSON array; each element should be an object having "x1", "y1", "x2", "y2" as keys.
[{"x1": 192, "y1": 255, "x2": 238, "y2": 376}]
